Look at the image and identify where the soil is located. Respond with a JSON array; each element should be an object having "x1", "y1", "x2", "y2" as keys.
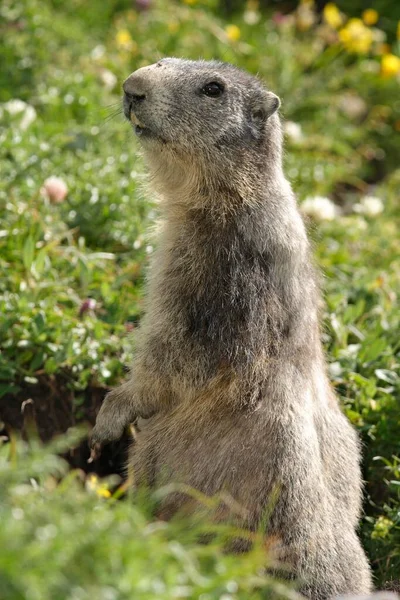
[{"x1": 0, "y1": 373, "x2": 131, "y2": 478}]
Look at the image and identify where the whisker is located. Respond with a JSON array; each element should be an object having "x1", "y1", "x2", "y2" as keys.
[
  {"x1": 104, "y1": 101, "x2": 122, "y2": 108},
  {"x1": 98, "y1": 108, "x2": 126, "y2": 129},
  {"x1": 103, "y1": 107, "x2": 123, "y2": 120},
  {"x1": 91, "y1": 100, "x2": 123, "y2": 116}
]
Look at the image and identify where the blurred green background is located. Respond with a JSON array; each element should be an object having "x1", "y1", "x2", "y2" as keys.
[{"x1": 0, "y1": 0, "x2": 399, "y2": 596}]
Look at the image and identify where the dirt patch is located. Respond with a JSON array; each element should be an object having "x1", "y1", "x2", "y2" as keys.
[{"x1": 0, "y1": 374, "x2": 130, "y2": 477}]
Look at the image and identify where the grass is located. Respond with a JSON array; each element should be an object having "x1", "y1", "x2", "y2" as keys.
[{"x1": 0, "y1": 0, "x2": 399, "y2": 593}]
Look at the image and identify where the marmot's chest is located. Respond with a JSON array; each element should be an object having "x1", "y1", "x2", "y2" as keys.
[
  {"x1": 171, "y1": 251, "x2": 278, "y2": 364},
  {"x1": 185, "y1": 276, "x2": 253, "y2": 345},
  {"x1": 158, "y1": 224, "x2": 287, "y2": 365}
]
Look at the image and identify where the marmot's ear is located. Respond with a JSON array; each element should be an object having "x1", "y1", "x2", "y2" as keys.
[{"x1": 251, "y1": 91, "x2": 281, "y2": 125}]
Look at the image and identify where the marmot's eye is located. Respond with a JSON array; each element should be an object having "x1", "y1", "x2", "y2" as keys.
[{"x1": 202, "y1": 82, "x2": 224, "y2": 97}]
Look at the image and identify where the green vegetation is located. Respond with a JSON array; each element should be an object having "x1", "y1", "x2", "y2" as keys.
[
  {"x1": 0, "y1": 433, "x2": 302, "y2": 600},
  {"x1": 0, "y1": 0, "x2": 399, "y2": 594}
]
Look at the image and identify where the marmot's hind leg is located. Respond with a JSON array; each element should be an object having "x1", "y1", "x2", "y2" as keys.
[{"x1": 298, "y1": 532, "x2": 372, "y2": 599}]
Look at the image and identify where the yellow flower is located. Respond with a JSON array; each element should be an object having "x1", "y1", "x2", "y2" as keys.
[
  {"x1": 381, "y1": 53, "x2": 400, "y2": 78},
  {"x1": 86, "y1": 474, "x2": 112, "y2": 499},
  {"x1": 225, "y1": 24, "x2": 241, "y2": 42},
  {"x1": 183, "y1": 0, "x2": 196, "y2": 4},
  {"x1": 376, "y1": 43, "x2": 391, "y2": 56},
  {"x1": 167, "y1": 21, "x2": 179, "y2": 34},
  {"x1": 371, "y1": 516, "x2": 393, "y2": 539},
  {"x1": 338, "y1": 18, "x2": 373, "y2": 54},
  {"x1": 362, "y1": 8, "x2": 379, "y2": 26},
  {"x1": 116, "y1": 29, "x2": 133, "y2": 49},
  {"x1": 323, "y1": 3, "x2": 343, "y2": 29},
  {"x1": 126, "y1": 10, "x2": 137, "y2": 22},
  {"x1": 96, "y1": 486, "x2": 112, "y2": 499}
]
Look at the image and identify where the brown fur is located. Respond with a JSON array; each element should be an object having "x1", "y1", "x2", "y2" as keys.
[{"x1": 91, "y1": 59, "x2": 372, "y2": 597}]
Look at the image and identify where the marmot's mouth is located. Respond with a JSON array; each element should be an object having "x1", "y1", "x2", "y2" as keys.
[
  {"x1": 130, "y1": 111, "x2": 144, "y2": 127},
  {"x1": 130, "y1": 112, "x2": 153, "y2": 138},
  {"x1": 134, "y1": 125, "x2": 148, "y2": 137}
]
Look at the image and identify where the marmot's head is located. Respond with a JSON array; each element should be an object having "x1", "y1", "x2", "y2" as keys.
[{"x1": 123, "y1": 59, "x2": 282, "y2": 199}]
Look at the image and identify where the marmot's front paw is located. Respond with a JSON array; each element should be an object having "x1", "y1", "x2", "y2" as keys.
[
  {"x1": 89, "y1": 388, "x2": 135, "y2": 461},
  {"x1": 89, "y1": 418, "x2": 126, "y2": 461}
]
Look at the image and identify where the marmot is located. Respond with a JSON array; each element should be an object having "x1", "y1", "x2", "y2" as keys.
[{"x1": 91, "y1": 58, "x2": 372, "y2": 597}]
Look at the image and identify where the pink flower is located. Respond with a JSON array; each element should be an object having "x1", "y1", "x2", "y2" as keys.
[
  {"x1": 79, "y1": 298, "x2": 97, "y2": 316},
  {"x1": 135, "y1": 0, "x2": 152, "y2": 10},
  {"x1": 272, "y1": 12, "x2": 289, "y2": 25},
  {"x1": 41, "y1": 176, "x2": 68, "y2": 204}
]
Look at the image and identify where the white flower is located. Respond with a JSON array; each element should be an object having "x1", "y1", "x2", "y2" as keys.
[
  {"x1": 91, "y1": 45, "x2": 105, "y2": 60},
  {"x1": 4, "y1": 99, "x2": 27, "y2": 115},
  {"x1": 243, "y1": 10, "x2": 261, "y2": 25},
  {"x1": 284, "y1": 121, "x2": 304, "y2": 143},
  {"x1": 329, "y1": 361, "x2": 342, "y2": 378},
  {"x1": 339, "y1": 94, "x2": 367, "y2": 120},
  {"x1": 349, "y1": 215, "x2": 368, "y2": 231},
  {"x1": 20, "y1": 106, "x2": 36, "y2": 130},
  {"x1": 371, "y1": 27, "x2": 386, "y2": 43},
  {"x1": 40, "y1": 176, "x2": 68, "y2": 204},
  {"x1": 3, "y1": 99, "x2": 37, "y2": 130},
  {"x1": 301, "y1": 196, "x2": 339, "y2": 221},
  {"x1": 353, "y1": 195, "x2": 384, "y2": 217},
  {"x1": 99, "y1": 69, "x2": 118, "y2": 91}
]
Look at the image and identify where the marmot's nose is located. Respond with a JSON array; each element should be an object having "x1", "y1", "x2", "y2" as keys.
[
  {"x1": 124, "y1": 90, "x2": 146, "y2": 104},
  {"x1": 123, "y1": 65, "x2": 156, "y2": 100},
  {"x1": 123, "y1": 78, "x2": 146, "y2": 104}
]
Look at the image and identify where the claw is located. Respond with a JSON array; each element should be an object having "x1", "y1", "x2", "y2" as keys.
[{"x1": 88, "y1": 442, "x2": 102, "y2": 463}]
